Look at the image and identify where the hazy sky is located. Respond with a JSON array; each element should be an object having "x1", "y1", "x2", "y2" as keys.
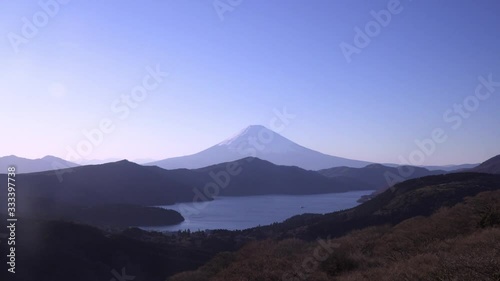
[{"x1": 1, "y1": 0, "x2": 499, "y2": 165}]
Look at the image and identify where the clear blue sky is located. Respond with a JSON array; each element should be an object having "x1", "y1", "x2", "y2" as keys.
[{"x1": 1, "y1": 0, "x2": 499, "y2": 165}]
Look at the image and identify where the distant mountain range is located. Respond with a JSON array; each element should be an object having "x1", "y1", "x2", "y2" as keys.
[
  {"x1": 0, "y1": 155, "x2": 79, "y2": 173},
  {"x1": 352, "y1": 154, "x2": 500, "y2": 202},
  {"x1": 4, "y1": 153, "x2": 498, "y2": 229},
  {"x1": 2, "y1": 157, "x2": 374, "y2": 209},
  {"x1": 0, "y1": 155, "x2": 154, "y2": 173},
  {"x1": 422, "y1": 163, "x2": 478, "y2": 171},
  {"x1": 75, "y1": 158, "x2": 157, "y2": 165},
  {"x1": 2, "y1": 152, "x2": 498, "y2": 208},
  {"x1": 1, "y1": 126, "x2": 485, "y2": 172},
  {"x1": 4, "y1": 160, "x2": 194, "y2": 206},
  {"x1": 147, "y1": 125, "x2": 372, "y2": 170},
  {"x1": 0, "y1": 157, "x2": 375, "y2": 228},
  {"x1": 74, "y1": 158, "x2": 122, "y2": 165},
  {"x1": 318, "y1": 164, "x2": 446, "y2": 191},
  {"x1": 0, "y1": 160, "x2": 192, "y2": 227},
  {"x1": 169, "y1": 157, "x2": 373, "y2": 196},
  {"x1": 6, "y1": 169, "x2": 500, "y2": 281}
]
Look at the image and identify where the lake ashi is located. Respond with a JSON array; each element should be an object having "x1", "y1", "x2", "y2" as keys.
[{"x1": 142, "y1": 190, "x2": 374, "y2": 232}]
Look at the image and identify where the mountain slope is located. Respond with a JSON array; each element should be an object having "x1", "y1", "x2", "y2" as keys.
[
  {"x1": 470, "y1": 154, "x2": 500, "y2": 174},
  {"x1": 319, "y1": 164, "x2": 446, "y2": 191},
  {"x1": 2, "y1": 167, "x2": 499, "y2": 281},
  {"x1": 0, "y1": 158, "x2": 373, "y2": 210},
  {"x1": 0, "y1": 155, "x2": 79, "y2": 173},
  {"x1": 423, "y1": 163, "x2": 478, "y2": 171},
  {"x1": 0, "y1": 160, "x2": 195, "y2": 206},
  {"x1": 164, "y1": 157, "x2": 374, "y2": 197},
  {"x1": 169, "y1": 187, "x2": 500, "y2": 281},
  {"x1": 0, "y1": 160, "x2": 192, "y2": 227},
  {"x1": 167, "y1": 171, "x2": 500, "y2": 280},
  {"x1": 259, "y1": 172, "x2": 500, "y2": 240},
  {"x1": 148, "y1": 125, "x2": 371, "y2": 170},
  {"x1": 0, "y1": 218, "x2": 217, "y2": 281}
]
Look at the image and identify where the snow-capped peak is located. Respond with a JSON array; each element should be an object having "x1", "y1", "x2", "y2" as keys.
[
  {"x1": 148, "y1": 125, "x2": 371, "y2": 170},
  {"x1": 218, "y1": 125, "x2": 268, "y2": 146},
  {"x1": 217, "y1": 125, "x2": 301, "y2": 154}
]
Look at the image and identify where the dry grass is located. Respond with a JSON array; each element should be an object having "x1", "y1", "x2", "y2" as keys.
[{"x1": 168, "y1": 190, "x2": 500, "y2": 281}]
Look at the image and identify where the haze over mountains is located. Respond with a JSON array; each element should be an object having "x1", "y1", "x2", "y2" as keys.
[
  {"x1": 148, "y1": 125, "x2": 371, "y2": 170},
  {"x1": 2, "y1": 125, "x2": 483, "y2": 173},
  {"x1": 3, "y1": 1, "x2": 499, "y2": 279},
  {"x1": 319, "y1": 164, "x2": 446, "y2": 191},
  {"x1": 4, "y1": 168, "x2": 500, "y2": 281},
  {"x1": 0, "y1": 155, "x2": 79, "y2": 173},
  {"x1": 1, "y1": 147, "x2": 499, "y2": 279},
  {"x1": 1, "y1": 152, "x2": 496, "y2": 229},
  {"x1": 1, "y1": 157, "x2": 373, "y2": 210},
  {"x1": 0, "y1": 157, "x2": 375, "y2": 229},
  {"x1": 2, "y1": 153, "x2": 498, "y2": 229},
  {"x1": 422, "y1": 163, "x2": 479, "y2": 172}
]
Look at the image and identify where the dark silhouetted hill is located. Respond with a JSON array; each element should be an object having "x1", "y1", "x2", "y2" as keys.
[
  {"x1": 13, "y1": 197, "x2": 184, "y2": 227},
  {"x1": 164, "y1": 157, "x2": 373, "y2": 196},
  {"x1": 318, "y1": 163, "x2": 445, "y2": 190},
  {"x1": 250, "y1": 172, "x2": 500, "y2": 240},
  {"x1": 0, "y1": 218, "x2": 220, "y2": 281},
  {"x1": 2, "y1": 170, "x2": 500, "y2": 281},
  {"x1": 0, "y1": 160, "x2": 192, "y2": 228},
  {"x1": 1, "y1": 158, "x2": 374, "y2": 210},
  {"x1": 1, "y1": 160, "x2": 194, "y2": 206},
  {"x1": 470, "y1": 154, "x2": 500, "y2": 174},
  {"x1": 0, "y1": 158, "x2": 374, "y2": 228}
]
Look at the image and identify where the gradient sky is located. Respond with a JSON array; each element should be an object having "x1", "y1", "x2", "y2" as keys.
[{"x1": 1, "y1": 0, "x2": 499, "y2": 165}]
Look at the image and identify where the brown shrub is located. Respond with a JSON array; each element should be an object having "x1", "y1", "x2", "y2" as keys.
[{"x1": 169, "y1": 190, "x2": 500, "y2": 281}]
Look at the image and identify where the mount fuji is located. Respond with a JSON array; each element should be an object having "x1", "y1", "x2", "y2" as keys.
[{"x1": 147, "y1": 125, "x2": 371, "y2": 170}]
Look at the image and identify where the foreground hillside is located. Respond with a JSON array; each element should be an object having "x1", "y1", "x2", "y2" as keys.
[
  {"x1": 169, "y1": 185, "x2": 500, "y2": 280},
  {"x1": 253, "y1": 172, "x2": 500, "y2": 240},
  {"x1": 1, "y1": 172, "x2": 499, "y2": 281},
  {"x1": 0, "y1": 216, "x2": 225, "y2": 281}
]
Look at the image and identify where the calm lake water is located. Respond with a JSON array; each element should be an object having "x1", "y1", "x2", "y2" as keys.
[{"x1": 142, "y1": 190, "x2": 374, "y2": 232}]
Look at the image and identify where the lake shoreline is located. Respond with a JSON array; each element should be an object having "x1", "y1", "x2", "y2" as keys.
[{"x1": 142, "y1": 190, "x2": 375, "y2": 232}]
